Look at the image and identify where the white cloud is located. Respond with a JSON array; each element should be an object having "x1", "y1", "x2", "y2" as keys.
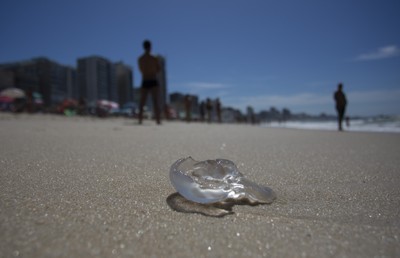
[
  {"x1": 347, "y1": 89, "x2": 400, "y2": 103},
  {"x1": 355, "y1": 45, "x2": 400, "y2": 61},
  {"x1": 186, "y1": 82, "x2": 229, "y2": 90}
]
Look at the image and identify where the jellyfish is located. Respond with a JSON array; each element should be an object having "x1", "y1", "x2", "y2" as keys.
[{"x1": 169, "y1": 157, "x2": 276, "y2": 204}]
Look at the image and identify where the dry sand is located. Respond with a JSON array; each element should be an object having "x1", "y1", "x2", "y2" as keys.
[{"x1": 0, "y1": 113, "x2": 399, "y2": 257}]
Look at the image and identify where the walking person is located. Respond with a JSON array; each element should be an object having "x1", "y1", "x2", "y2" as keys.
[
  {"x1": 334, "y1": 83, "x2": 347, "y2": 131},
  {"x1": 206, "y1": 98, "x2": 213, "y2": 123},
  {"x1": 138, "y1": 40, "x2": 161, "y2": 125},
  {"x1": 216, "y1": 98, "x2": 222, "y2": 123},
  {"x1": 184, "y1": 95, "x2": 192, "y2": 122},
  {"x1": 199, "y1": 101, "x2": 206, "y2": 122}
]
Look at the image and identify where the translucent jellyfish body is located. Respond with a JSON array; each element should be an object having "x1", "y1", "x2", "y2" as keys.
[{"x1": 169, "y1": 157, "x2": 276, "y2": 204}]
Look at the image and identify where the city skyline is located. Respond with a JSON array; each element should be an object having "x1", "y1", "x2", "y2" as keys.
[{"x1": 1, "y1": 0, "x2": 399, "y2": 116}]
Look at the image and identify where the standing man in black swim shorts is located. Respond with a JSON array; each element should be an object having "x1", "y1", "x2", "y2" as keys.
[{"x1": 138, "y1": 40, "x2": 161, "y2": 124}]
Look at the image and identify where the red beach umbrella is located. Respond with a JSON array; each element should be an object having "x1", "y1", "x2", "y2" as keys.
[{"x1": 0, "y1": 95, "x2": 14, "y2": 103}]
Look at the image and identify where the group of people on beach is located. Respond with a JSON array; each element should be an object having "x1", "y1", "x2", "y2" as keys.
[
  {"x1": 183, "y1": 95, "x2": 222, "y2": 123},
  {"x1": 138, "y1": 40, "x2": 348, "y2": 131}
]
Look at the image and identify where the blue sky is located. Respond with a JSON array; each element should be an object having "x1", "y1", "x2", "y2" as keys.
[{"x1": 1, "y1": 0, "x2": 399, "y2": 116}]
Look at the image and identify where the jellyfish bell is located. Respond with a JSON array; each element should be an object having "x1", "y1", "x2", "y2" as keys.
[{"x1": 170, "y1": 157, "x2": 276, "y2": 204}]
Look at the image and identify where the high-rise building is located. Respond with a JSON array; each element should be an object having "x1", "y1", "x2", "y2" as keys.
[
  {"x1": 66, "y1": 67, "x2": 78, "y2": 99},
  {"x1": 77, "y1": 56, "x2": 116, "y2": 104},
  {"x1": 0, "y1": 69, "x2": 15, "y2": 89},
  {"x1": 115, "y1": 62, "x2": 134, "y2": 107},
  {"x1": 0, "y1": 57, "x2": 76, "y2": 106}
]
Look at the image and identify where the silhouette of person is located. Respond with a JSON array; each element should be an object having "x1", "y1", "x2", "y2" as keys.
[
  {"x1": 25, "y1": 88, "x2": 33, "y2": 113},
  {"x1": 164, "y1": 104, "x2": 171, "y2": 120},
  {"x1": 184, "y1": 94, "x2": 192, "y2": 122},
  {"x1": 206, "y1": 98, "x2": 213, "y2": 123},
  {"x1": 78, "y1": 97, "x2": 87, "y2": 115},
  {"x1": 138, "y1": 40, "x2": 161, "y2": 125},
  {"x1": 334, "y1": 83, "x2": 347, "y2": 131},
  {"x1": 216, "y1": 98, "x2": 222, "y2": 123},
  {"x1": 199, "y1": 101, "x2": 206, "y2": 122}
]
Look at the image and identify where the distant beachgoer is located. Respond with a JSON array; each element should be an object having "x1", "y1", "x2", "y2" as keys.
[
  {"x1": 334, "y1": 83, "x2": 347, "y2": 131},
  {"x1": 164, "y1": 104, "x2": 170, "y2": 120},
  {"x1": 25, "y1": 88, "x2": 33, "y2": 113},
  {"x1": 199, "y1": 101, "x2": 205, "y2": 122},
  {"x1": 78, "y1": 97, "x2": 87, "y2": 115},
  {"x1": 184, "y1": 94, "x2": 192, "y2": 122},
  {"x1": 216, "y1": 98, "x2": 222, "y2": 123},
  {"x1": 138, "y1": 40, "x2": 161, "y2": 125},
  {"x1": 206, "y1": 98, "x2": 213, "y2": 123}
]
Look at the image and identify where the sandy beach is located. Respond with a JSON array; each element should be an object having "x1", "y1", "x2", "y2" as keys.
[{"x1": 0, "y1": 113, "x2": 399, "y2": 257}]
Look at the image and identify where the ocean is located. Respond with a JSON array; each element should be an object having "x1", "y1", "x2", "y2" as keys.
[{"x1": 261, "y1": 116, "x2": 400, "y2": 133}]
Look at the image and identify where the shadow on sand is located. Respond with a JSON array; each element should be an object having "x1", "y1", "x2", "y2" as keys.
[
  {"x1": 166, "y1": 192, "x2": 233, "y2": 217},
  {"x1": 166, "y1": 192, "x2": 268, "y2": 218}
]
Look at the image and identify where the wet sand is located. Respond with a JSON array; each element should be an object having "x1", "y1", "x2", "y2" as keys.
[{"x1": 1, "y1": 113, "x2": 399, "y2": 257}]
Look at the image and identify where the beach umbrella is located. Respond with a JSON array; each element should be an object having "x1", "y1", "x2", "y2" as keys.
[
  {"x1": 97, "y1": 99, "x2": 109, "y2": 107},
  {"x1": 97, "y1": 100, "x2": 119, "y2": 109},
  {"x1": 0, "y1": 88, "x2": 26, "y2": 98},
  {"x1": 33, "y1": 92, "x2": 43, "y2": 105},
  {"x1": 58, "y1": 99, "x2": 78, "y2": 114},
  {"x1": 108, "y1": 101, "x2": 119, "y2": 109},
  {"x1": 0, "y1": 95, "x2": 14, "y2": 103},
  {"x1": 33, "y1": 92, "x2": 42, "y2": 99},
  {"x1": 60, "y1": 99, "x2": 78, "y2": 108}
]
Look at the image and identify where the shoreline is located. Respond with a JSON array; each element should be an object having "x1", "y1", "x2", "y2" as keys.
[{"x1": 2, "y1": 112, "x2": 400, "y2": 135}]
